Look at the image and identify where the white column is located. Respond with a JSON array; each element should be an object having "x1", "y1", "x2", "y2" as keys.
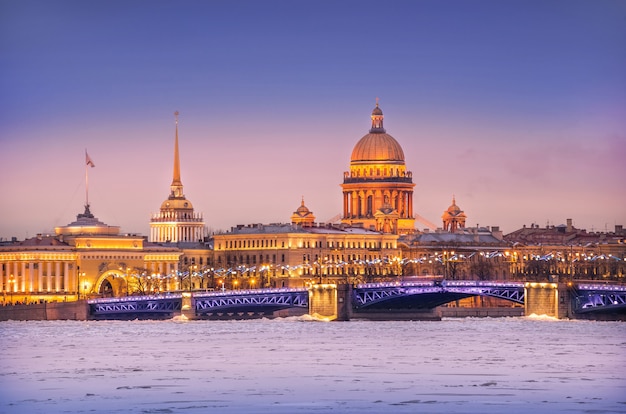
[
  {"x1": 55, "y1": 262, "x2": 61, "y2": 292},
  {"x1": 28, "y1": 262, "x2": 34, "y2": 292},
  {"x1": 12, "y1": 262, "x2": 18, "y2": 292},
  {"x1": 20, "y1": 262, "x2": 26, "y2": 291},
  {"x1": 37, "y1": 262, "x2": 44, "y2": 292},
  {"x1": 47, "y1": 262, "x2": 52, "y2": 292},
  {"x1": 63, "y1": 263, "x2": 69, "y2": 292}
]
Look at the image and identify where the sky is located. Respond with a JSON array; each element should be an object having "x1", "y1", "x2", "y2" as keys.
[{"x1": 1, "y1": 0, "x2": 625, "y2": 239}]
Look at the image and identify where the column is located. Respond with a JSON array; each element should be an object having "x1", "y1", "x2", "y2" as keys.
[
  {"x1": 28, "y1": 262, "x2": 34, "y2": 292},
  {"x1": 0, "y1": 262, "x2": 4, "y2": 292},
  {"x1": 38, "y1": 261, "x2": 44, "y2": 292},
  {"x1": 47, "y1": 262, "x2": 52, "y2": 292},
  {"x1": 21, "y1": 262, "x2": 27, "y2": 291},
  {"x1": 358, "y1": 192, "x2": 363, "y2": 217},
  {"x1": 13, "y1": 262, "x2": 18, "y2": 292},
  {"x1": 63, "y1": 263, "x2": 70, "y2": 292},
  {"x1": 55, "y1": 262, "x2": 61, "y2": 292}
]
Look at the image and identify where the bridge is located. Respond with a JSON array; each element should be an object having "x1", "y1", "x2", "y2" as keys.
[
  {"x1": 88, "y1": 288, "x2": 308, "y2": 320},
  {"x1": 86, "y1": 280, "x2": 626, "y2": 320},
  {"x1": 352, "y1": 280, "x2": 525, "y2": 310},
  {"x1": 573, "y1": 283, "x2": 626, "y2": 314}
]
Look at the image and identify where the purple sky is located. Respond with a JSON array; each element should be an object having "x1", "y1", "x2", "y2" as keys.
[{"x1": 1, "y1": 0, "x2": 625, "y2": 239}]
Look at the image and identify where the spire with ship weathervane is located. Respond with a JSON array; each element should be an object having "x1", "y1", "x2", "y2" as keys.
[{"x1": 170, "y1": 111, "x2": 184, "y2": 199}]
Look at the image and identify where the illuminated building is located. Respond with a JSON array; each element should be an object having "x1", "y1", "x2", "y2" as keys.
[
  {"x1": 212, "y1": 199, "x2": 400, "y2": 288},
  {"x1": 503, "y1": 220, "x2": 626, "y2": 281},
  {"x1": 341, "y1": 101, "x2": 415, "y2": 234},
  {"x1": 0, "y1": 205, "x2": 181, "y2": 304},
  {"x1": 150, "y1": 112, "x2": 206, "y2": 244}
]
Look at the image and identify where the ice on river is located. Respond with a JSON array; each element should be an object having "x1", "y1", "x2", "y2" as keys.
[{"x1": 0, "y1": 316, "x2": 624, "y2": 413}]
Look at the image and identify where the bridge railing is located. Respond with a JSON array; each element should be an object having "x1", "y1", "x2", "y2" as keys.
[
  {"x1": 356, "y1": 280, "x2": 525, "y2": 289},
  {"x1": 576, "y1": 284, "x2": 626, "y2": 292},
  {"x1": 194, "y1": 287, "x2": 308, "y2": 298},
  {"x1": 88, "y1": 293, "x2": 182, "y2": 304}
]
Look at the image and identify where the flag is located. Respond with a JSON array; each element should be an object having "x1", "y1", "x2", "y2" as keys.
[{"x1": 86, "y1": 151, "x2": 95, "y2": 168}]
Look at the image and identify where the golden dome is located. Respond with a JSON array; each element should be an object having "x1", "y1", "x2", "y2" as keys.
[
  {"x1": 160, "y1": 198, "x2": 194, "y2": 211},
  {"x1": 442, "y1": 196, "x2": 466, "y2": 219},
  {"x1": 351, "y1": 132, "x2": 405, "y2": 163},
  {"x1": 350, "y1": 102, "x2": 405, "y2": 163},
  {"x1": 295, "y1": 199, "x2": 311, "y2": 216}
]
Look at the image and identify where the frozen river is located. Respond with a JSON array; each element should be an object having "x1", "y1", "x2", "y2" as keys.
[{"x1": 0, "y1": 316, "x2": 624, "y2": 414}]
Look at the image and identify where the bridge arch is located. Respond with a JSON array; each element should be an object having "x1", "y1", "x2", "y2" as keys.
[{"x1": 352, "y1": 281, "x2": 525, "y2": 310}]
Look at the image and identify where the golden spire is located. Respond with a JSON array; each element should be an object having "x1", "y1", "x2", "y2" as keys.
[{"x1": 170, "y1": 111, "x2": 184, "y2": 198}]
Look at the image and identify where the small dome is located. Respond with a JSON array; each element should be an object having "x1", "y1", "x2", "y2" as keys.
[
  {"x1": 296, "y1": 200, "x2": 310, "y2": 215},
  {"x1": 446, "y1": 196, "x2": 463, "y2": 215},
  {"x1": 351, "y1": 133, "x2": 405, "y2": 163},
  {"x1": 447, "y1": 203, "x2": 461, "y2": 214},
  {"x1": 372, "y1": 105, "x2": 383, "y2": 116},
  {"x1": 160, "y1": 198, "x2": 194, "y2": 211}
]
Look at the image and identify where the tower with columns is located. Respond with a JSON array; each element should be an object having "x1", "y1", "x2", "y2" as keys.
[
  {"x1": 341, "y1": 102, "x2": 416, "y2": 234},
  {"x1": 442, "y1": 196, "x2": 467, "y2": 232},
  {"x1": 150, "y1": 112, "x2": 206, "y2": 243}
]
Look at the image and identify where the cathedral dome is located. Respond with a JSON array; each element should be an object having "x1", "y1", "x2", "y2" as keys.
[
  {"x1": 350, "y1": 102, "x2": 405, "y2": 163},
  {"x1": 351, "y1": 132, "x2": 405, "y2": 163}
]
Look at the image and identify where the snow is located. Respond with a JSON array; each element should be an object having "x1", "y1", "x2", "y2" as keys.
[{"x1": 0, "y1": 317, "x2": 624, "y2": 413}]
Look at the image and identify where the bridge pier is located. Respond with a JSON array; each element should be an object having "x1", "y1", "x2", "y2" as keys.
[
  {"x1": 180, "y1": 292, "x2": 197, "y2": 320},
  {"x1": 308, "y1": 284, "x2": 351, "y2": 321},
  {"x1": 524, "y1": 282, "x2": 572, "y2": 319}
]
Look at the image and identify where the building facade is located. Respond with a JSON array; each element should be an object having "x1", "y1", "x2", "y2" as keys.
[
  {"x1": 212, "y1": 218, "x2": 400, "y2": 289},
  {"x1": 1, "y1": 204, "x2": 182, "y2": 305}
]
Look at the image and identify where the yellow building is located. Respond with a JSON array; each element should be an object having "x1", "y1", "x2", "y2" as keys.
[
  {"x1": 212, "y1": 218, "x2": 401, "y2": 289},
  {"x1": 1, "y1": 204, "x2": 181, "y2": 304},
  {"x1": 341, "y1": 102, "x2": 416, "y2": 234}
]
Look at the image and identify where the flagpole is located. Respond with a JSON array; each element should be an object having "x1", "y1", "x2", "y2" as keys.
[{"x1": 85, "y1": 149, "x2": 89, "y2": 208}]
